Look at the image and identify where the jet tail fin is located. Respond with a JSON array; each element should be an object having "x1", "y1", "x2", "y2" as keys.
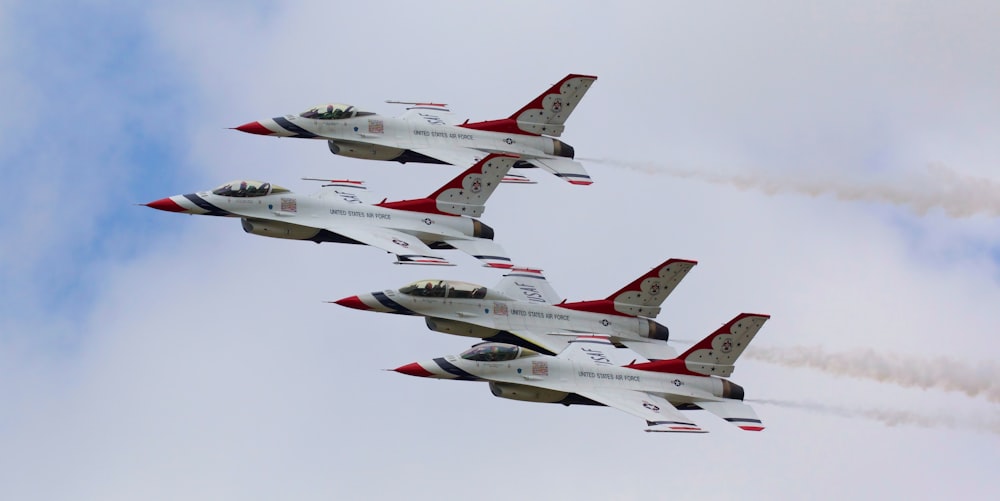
[
  {"x1": 460, "y1": 74, "x2": 597, "y2": 137},
  {"x1": 377, "y1": 154, "x2": 516, "y2": 217},
  {"x1": 556, "y1": 258, "x2": 697, "y2": 318},
  {"x1": 628, "y1": 313, "x2": 770, "y2": 377}
]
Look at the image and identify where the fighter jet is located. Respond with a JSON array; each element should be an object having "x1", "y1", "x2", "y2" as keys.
[
  {"x1": 233, "y1": 74, "x2": 597, "y2": 185},
  {"x1": 145, "y1": 154, "x2": 517, "y2": 268},
  {"x1": 334, "y1": 258, "x2": 696, "y2": 360},
  {"x1": 393, "y1": 313, "x2": 770, "y2": 433}
]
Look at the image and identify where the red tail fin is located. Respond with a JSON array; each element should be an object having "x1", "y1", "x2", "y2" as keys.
[
  {"x1": 628, "y1": 313, "x2": 770, "y2": 377},
  {"x1": 460, "y1": 74, "x2": 597, "y2": 137},
  {"x1": 556, "y1": 258, "x2": 696, "y2": 317},
  {"x1": 377, "y1": 154, "x2": 516, "y2": 217}
]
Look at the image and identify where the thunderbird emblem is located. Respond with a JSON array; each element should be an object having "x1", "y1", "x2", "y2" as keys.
[
  {"x1": 721, "y1": 338, "x2": 733, "y2": 353},
  {"x1": 551, "y1": 98, "x2": 563, "y2": 113}
]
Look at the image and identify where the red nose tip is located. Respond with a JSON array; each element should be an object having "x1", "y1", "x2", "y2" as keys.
[
  {"x1": 393, "y1": 362, "x2": 434, "y2": 378},
  {"x1": 333, "y1": 295, "x2": 371, "y2": 310},
  {"x1": 145, "y1": 197, "x2": 187, "y2": 213},
  {"x1": 233, "y1": 121, "x2": 274, "y2": 135}
]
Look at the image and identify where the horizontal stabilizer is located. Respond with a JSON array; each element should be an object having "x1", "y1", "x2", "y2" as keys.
[
  {"x1": 441, "y1": 238, "x2": 513, "y2": 269},
  {"x1": 696, "y1": 400, "x2": 764, "y2": 431},
  {"x1": 525, "y1": 158, "x2": 592, "y2": 186}
]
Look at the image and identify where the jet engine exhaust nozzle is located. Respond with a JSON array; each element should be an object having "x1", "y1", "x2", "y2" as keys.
[{"x1": 552, "y1": 139, "x2": 575, "y2": 159}]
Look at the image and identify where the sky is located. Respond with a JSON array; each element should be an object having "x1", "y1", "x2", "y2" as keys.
[{"x1": 2, "y1": 1, "x2": 999, "y2": 499}]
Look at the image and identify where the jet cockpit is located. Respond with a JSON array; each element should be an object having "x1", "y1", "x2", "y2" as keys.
[
  {"x1": 211, "y1": 180, "x2": 288, "y2": 198},
  {"x1": 460, "y1": 342, "x2": 538, "y2": 362},
  {"x1": 398, "y1": 280, "x2": 489, "y2": 299},
  {"x1": 299, "y1": 103, "x2": 374, "y2": 120}
]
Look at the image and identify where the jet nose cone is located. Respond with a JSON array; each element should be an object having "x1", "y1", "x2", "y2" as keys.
[
  {"x1": 393, "y1": 362, "x2": 434, "y2": 378},
  {"x1": 233, "y1": 121, "x2": 274, "y2": 135},
  {"x1": 145, "y1": 197, "x2": 187, "y2": 213},
  {"x1": 333, "y1": 295, "x2": 371, "y2": 311}
]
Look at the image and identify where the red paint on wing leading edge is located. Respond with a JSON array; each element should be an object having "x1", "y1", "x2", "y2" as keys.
[
  {"x1": 460, "y1": 118, "x2": 537, "y2": 135},
  {"x1": 556, "y1": 299, "x2": 633, "y2": 317}
]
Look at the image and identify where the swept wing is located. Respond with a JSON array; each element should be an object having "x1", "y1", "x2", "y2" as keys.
[
  {"x1": 574, "y1": 389, "x2": 707, "y2": 433},
  {"x1": 328, "y1": 225, "x2": 453, "y2": 266}
]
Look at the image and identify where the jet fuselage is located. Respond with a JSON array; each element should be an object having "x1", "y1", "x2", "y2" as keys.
[
  {"x1": 341, "y1": 286, "x2": 669, "y2": 353},
  {"x1": 244, "y1": 112, "x2": 575, "y2": 165},
  {"x1": 149, "y1": 187, "x2": 488, "y2": 244},
  {"x1": 398, "y1": 343, "x2": 744, "y2": 407}
]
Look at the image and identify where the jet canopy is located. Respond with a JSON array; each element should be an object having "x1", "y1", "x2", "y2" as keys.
[
  {"x1": 398, "y1": 280, "x2": 488, "y2": 299},
  {"x1": 299, "y1": 103, "x2": 373, "y2": 120},
  {"x1": 460, "y1": 342, "x2": 537, "y2": 362},
  {"x1": 211, "y1": 180, "x2": 289, "y2": 198}
]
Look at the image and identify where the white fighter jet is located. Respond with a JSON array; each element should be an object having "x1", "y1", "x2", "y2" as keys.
[
  {"x1": 334, "y1": 258, "x2": 697, "y2": 360},
  {"x1": 145, "y1": 154, "x2": 517, "y2": 268},
  {"x1": 393, "y1": 313, "x2": 770, "y2": 433},
  {"x1": 233, "y1": 74, "x2": 597, "y2": 185}
]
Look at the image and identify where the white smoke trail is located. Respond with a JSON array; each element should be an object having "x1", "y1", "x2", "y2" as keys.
[
  {"x1": 746, "y1": 346, "x2": 1000, "y2": 403},
  {"x1": 580, "y1": 158, "x2": 1000, "y2": 217},
  {"x1": 751, "y1": 399, "x2": 1000, "y2": 435}
]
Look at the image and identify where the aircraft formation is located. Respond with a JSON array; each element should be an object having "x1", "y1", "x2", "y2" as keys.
[{"x1": 146, "y1": 74, "x2": 771, "y2": 433}]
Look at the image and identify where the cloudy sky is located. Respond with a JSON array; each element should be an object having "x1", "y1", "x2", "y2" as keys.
[{"x1": 2, "y1": 1, "x2": 999, "y2": 499}]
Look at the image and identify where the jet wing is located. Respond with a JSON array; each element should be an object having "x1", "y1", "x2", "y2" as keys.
[
  {"x1": 411, "y1": 146, "x2": 484, "y2": 166},
  {"x1": 438, "y1": 237, "x2": 513, "y2": 269},
  {"x1": 397, "y1": 105, "x2": 463, "y2": 126},
  {"x1": 523, "y1": 158, "x2": 592, "y2": 186},
  {"x1": 328, "y1": 225, "x2": 453, "y2": 266},
  {"x1": 310, "y1": 180, "x2": 387, "y2": 206},
  {"x1": 408, "y1": 147, "x2": 535, "y2": 184},
  {"x1": 557, "y1": 336, "x2": 652, "y2": 365},
  {"x1": 574, "y1": 389, "x2": 707, "y2": 433},
  {"x1": 493, "y1": 267, "x2": 562, "y2": 304},
  {"x1": 618, "y1": 339, "x2": 678, "y2": 361}
]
